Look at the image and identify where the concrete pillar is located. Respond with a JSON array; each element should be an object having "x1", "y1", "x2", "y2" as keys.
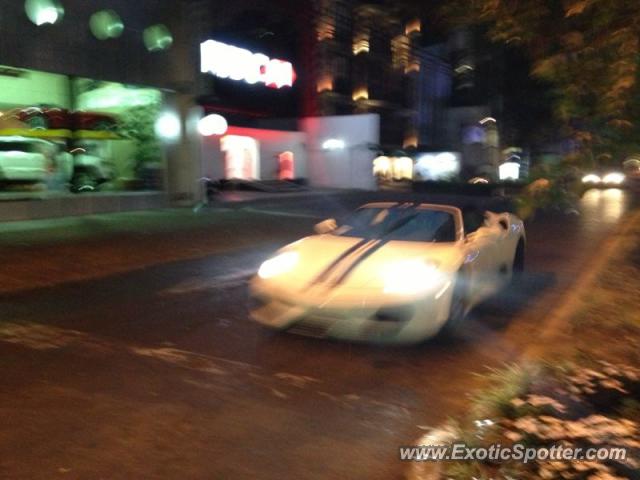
[{"x1": 162, "y1": 92, "x2": 204, "y2": 206}]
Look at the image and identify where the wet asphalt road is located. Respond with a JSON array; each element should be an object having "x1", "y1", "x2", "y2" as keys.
[{"x1": 0, "y1": 188, "x2": 636, "y2": 480}]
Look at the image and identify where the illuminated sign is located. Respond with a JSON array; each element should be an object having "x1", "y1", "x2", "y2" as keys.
[{"x1": 200, "y1": 40, "x2": 295, "y2": 89}]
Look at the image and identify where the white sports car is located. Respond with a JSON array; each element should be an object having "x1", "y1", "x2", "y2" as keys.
[{"x1": 249, "y1": 202, "x2": 526, "y2": 344}]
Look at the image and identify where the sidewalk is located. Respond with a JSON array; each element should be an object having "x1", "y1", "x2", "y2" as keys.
[{"x1": 0, "y1": 189, "x2": 342, "y2": 295}]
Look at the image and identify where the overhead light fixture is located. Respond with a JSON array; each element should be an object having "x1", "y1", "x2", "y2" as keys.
[
  {"x1": 322, "y1": 139, "x2": 345, "y2": 150},
  {"x1": 479, "y1": 117, "x2": 497, "y2": 125},
  {"x1": 90, "y1": 10, "x2": 124, "y2": 40},
  {"x1": 144, "y1": 24, "x2": 173, "y2": 52},
  {"x1": 198, "y1": 114, "x2": 228, "y2": 136},
  {"x1": 25, "y1": 0, "x2": 64, "y2": 26},
  {"x1": 499, "y1": 162, "x2": 520, "y2": 180},
  {"x1": 155, "y1": 112, "x2": 181, "y2": 141}
]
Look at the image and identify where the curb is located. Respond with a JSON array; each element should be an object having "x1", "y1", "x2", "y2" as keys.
[{"x1": 405, "y1": 207, "x2": 640, "y2": 480}]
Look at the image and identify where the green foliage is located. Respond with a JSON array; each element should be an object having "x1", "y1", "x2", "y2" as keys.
[
  {"x1": 472, "y1": 364, "x2": 537, "y2": 419},
  {"x1": 116, "y1": 104, "x2": 162, "y2": 172},
  {"x1": 442, "y1": 361, "x2": 640, "y2": 480},
  {"x1": 441, "y1": 0, "x2": 640, "y2": 165}
]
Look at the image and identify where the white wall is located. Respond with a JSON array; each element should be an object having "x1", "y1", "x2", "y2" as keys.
[
  {"x1": 200, "y1": 126, "x2": 308, "y2": 181},
  {"x1": 0, "y1": 67, "x2": 71, "y2": 109},
  {"x1": 300, "y1": 114, "x2": 379, "y2": 190}
]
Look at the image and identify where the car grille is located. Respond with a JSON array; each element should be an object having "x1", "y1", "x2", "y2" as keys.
[{"x1": 287, "y1": 318, "x2": 332, "y2": 338}]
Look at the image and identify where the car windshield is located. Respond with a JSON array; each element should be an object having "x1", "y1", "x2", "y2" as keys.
[{"x1": 333, "y1": 207, "x2": 457, "y2": 242}]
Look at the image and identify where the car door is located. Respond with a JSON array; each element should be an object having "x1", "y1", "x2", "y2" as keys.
[{"x1": 463, "y1": 220, "x2": 503, "y2": 304}]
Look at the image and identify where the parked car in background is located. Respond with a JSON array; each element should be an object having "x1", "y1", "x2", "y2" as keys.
[{"x1": 0, "y1": 136, "x2": 50, "y2": 182}]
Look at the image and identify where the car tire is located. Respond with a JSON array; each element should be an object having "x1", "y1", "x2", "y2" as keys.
[
  {"x1": 71, "y1": 171, "x2": 97, "y2": 193},
  {"x1": 512, "y1": 239, "x2": 525, "y2": 281},
  {"x1": 440, "y1": 272, "x2": 469, "y2": 338}
]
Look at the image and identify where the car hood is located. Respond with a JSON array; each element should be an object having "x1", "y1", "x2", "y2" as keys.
[{"x1": 266, "y1": 234, "x2": 464, "y2": 291}]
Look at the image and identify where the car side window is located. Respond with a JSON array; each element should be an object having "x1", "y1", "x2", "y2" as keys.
[{"x1": 463, "y1": 209, "x2": 484, "y2": 234}]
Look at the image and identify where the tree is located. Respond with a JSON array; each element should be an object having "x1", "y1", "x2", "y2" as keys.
[{"x1": 440, "y1": 0, "x2": 640, "y2": 166}]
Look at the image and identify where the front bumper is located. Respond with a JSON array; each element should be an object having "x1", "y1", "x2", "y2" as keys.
[{"x1": 249, "y1": 279, "x2": 453, "y2": 344}]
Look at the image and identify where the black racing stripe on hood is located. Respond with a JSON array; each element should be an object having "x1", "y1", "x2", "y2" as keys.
[
  {"x1": 329, "y1": 213, "x2": 420, "y2": 287},
  {"x1": 308, "y1": 237, "x2": 375, "y2": 286}
]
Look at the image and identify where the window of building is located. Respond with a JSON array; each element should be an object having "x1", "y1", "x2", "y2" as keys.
[
  {"x1": 352, "y1": 85, "x2": 369, "y2": 101},
  {"x1": 0, "y1": 66, "x2": 166, "y2": 194},
  {"x1": 391, "y1": 35, "x2": 410, "y2": 71},
  {"x1": 353, "y1": 30, "x2": 370, "y2": 55}
]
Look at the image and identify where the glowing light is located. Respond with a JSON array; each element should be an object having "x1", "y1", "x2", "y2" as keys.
[
  {"x1": 373, "y1": 156, "x2": 391, "y2": 179},
  {"x1": 499, "y1": 162, "x2": 520, "y2": 180},
  {"x1": 603, "y1": 172, "x2": 625, "y2": 185},
  {"x1": 392, "y1": 157, "x2": 414, "y2": 180},
  {"x1": 403, "y1": 133, "x2": 418, "y2": 149},
  {"x1": 353, "y1": 33, "x2": 370, "y2": 55},
  {"x1": 200, "y1": 40, "x2": 295, "y2": 89},
  {"x1": 317, "y1": 75, "x2": 333, "y2": 93},
  {"x1": 90, "y1": 10, "x2": 124, "y2": 40},
  {"x1": 220, "y1": 135, "x2": 259, "y2": 180},
  {"x1": 258, "y1": 252, "x2": 299, "y2": 279},
  {"x1": 469, "y1": 177, "x2": 489, "y2": 184},
  {"x1": 155, "y1": 112, "x2": 181, "y2": 141},
  {"x1": 198, "y1": 114, "x2": 228, "y2": 136},
  {"x1": 415, "y1": 152, "x2": 460, "y2": 180},
  {"x1": 322, "y1": 139, "x2": 345, "y2": 150},
  {"x1": 25, "y1": 0, "x2": 64, "y2": 26},
  {"x1": 143, "y1": 24, "x2": 173, "y2": 52},
  {"x1": 352, "y1": 86, "x2": 369, "y2": 101},
  {"x1": 383, "y1": 260, "x2": 443, "y2": 295},
  {"x1": 317, "y1": 16, "x2": 335, "y2": 41},
  {"x1": 582, "y1": 173, "x2": 601, "y2": 184},
  {"x1": 405, "y1": 19, "x2": 421, "y2": 35},
  {"x1": 455, "y1": 64, "x2": 474, "y2": 74},
  {"x1": 405, "y1": 60, "x2": 420, "y2": 74},
  {"x1": 479, "y1": 117, "x2": 496, "y2": 125}
]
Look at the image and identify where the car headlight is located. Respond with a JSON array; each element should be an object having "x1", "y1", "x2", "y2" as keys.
[
  {"x1": 603, "y1": 172, "x2": 625, "y2": 185},
  {"x1": 258, "y1": 251, "x2": 299, "y2": 279},
  {"x1": 382, "y1": 260, "x2": 445, "y2": 295},
  {"x1": 582, "y1": 174, "x2": 601, "y2": 184}
]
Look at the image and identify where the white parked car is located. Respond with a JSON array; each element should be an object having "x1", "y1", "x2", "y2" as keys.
[
  {"x1": 250, "y1": 202, "x2": 526, "y2": 344},
  {"x1": 0, "y1": 136, "x2": 50, "y2": 182}
]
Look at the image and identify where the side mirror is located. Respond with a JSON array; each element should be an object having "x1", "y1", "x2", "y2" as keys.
[{"x1": 314, "y1": 218, "x2": 337, "y2": 234}]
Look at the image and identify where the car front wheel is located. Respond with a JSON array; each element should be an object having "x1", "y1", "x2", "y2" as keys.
[{"x1": 440, "y1": 273, "x2": 469, "y2": 337}]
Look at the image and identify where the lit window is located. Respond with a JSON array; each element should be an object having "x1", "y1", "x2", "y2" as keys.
[
  {"x1": 220, "y1": 135, "x2": 260, "y2": 180},
  {"x1": 403, "y1": 132, "x2": 418, "y2": 148},
  {"x1": 391, "y1": 35, "x2": 410, "y2": 71},
  {"x1": 352, "y1": 86, "x2": 368, "y2": 101},
  {"x1": 317, "y1": 16, "x2": 335, "y2": 41},
  {"x1": 405, "y1": 58, "x2": 420, "y2": 74},
  {"x1": 353, "y1": 31, "x2": 370, "y2": 55},
  {"x1": 317, "y1": 74, "x2": 334, "y2": 93},
  {"x1": 405, "y1": 18, "x2": 421, "y2": 35}
]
